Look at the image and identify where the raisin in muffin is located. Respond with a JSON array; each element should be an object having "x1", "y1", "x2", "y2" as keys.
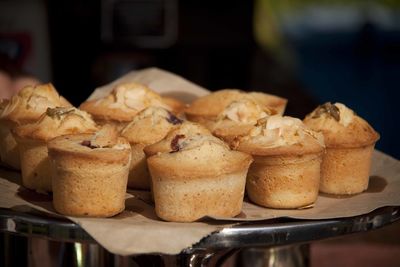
[
  {"x1": 303, "y1": 102, "x2": 380, "y2": 194},
  {"x1": 235, "y1": 115, "x2": 325, "y2": 209},
  {"x1": 143, "y1": 121, "x2": 212, "y2": 157}
]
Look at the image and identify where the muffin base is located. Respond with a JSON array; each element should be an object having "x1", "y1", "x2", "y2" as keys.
[
  {"x1": 151, "y1": 171, "x2": 247, "y2": 222},
  {"x1": 320, "y1": 145, "x2": 375, "y2": 195},
  {"x1": 17, "y1": 139, "x2": 52, "y2": 192},
  {"x1": 0, "y1": 125, "x2": 20, "y2": 170},
  {"x1": 247, "y1": 153, "x2": 321, "y2": 209},
  {"x1": 128, "y1": 143, "x2": 150, "y2": 190},
  {"x1": 51, "y1": 155, "x2": 129, "y2": 217}
]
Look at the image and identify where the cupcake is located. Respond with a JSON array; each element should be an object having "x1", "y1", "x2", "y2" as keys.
[
  {"x1": 0, "y1": 83, "x2": 71, "y2": 169},
  {"x1": 185, "y1": 89, "x2": 287, "y2": 129},
  {"x1": 120, "y1": 106, "x2": 182, "y2": 189},
  {"x1": 12, "y1": 107, "x2": 98, "y2": 192},
  {"x1": 48, "y1": 126, "x2": 131, "y2": 217},
  {"x1": 303, "y1": 102, "x2": 380, "y2": 195},
  {"x1": 211, "y1": 98, "x2": 272, "y2": 146},
  {"x1": 146, "y1": 132, "x2": 253, "y2": 222},
  {"x1": 80, "y1": 82, "x2": 179, "y2": 130},
  {"x1": 235, "y1": 115, "x2": 325, "y2": 209}
]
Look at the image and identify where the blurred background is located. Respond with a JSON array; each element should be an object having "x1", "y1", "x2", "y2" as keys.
[{"x1": 0, "y1": 0, "x2": 399, "y2": 158}]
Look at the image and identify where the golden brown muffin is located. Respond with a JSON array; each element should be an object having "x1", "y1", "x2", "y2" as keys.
[
  {"x1": 235, "y1": 115, "x2": 325, "y2": 209},
  {"x1": 147, "y1": 133, "x2": 253, "y2": 222},
  {"x1": 48, "y1": 126, "x2": 131, "y2": 217},
  {"x1": 120, "y1": 107, "x2": 182, "y2": 189},
  {"x1": 303, "y1": 102, "x2": 380, "y2": 195},
  {"x1": 210, "y1": 98, "x2": 272, "y2": 146},
  {"x1": 79, "y1": 82, "x2": 180, "y2": 129},
  {"x1": 12, "y1": 107, "x2": 98, "y2": 192},
  {"x1": 0, "y1": 83, "x2": 72, "y2": 169},
  {"x1": 184, "y1": 89, "x2": 287, "y2": 129}
]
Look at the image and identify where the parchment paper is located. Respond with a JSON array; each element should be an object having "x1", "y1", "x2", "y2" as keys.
[
  {"x1": 0, "y1": 68, "x2": 399, "y2": 256},
  {"x1": 87, "y1": 67, "x2": 209, "y2": 103}
]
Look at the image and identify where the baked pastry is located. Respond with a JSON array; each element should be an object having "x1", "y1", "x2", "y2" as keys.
[
  {"x1": 146, "y1": 132, "x2": 253, "y2": 222},
  {"x1": 80, "y1": 82, "x2": 179, "y2": 129},
  {"x1": 185, "y1": 89, "x2": 287, "y2": 129},
  {"x1": 120, "y1": 106, "x2": 182, "y2": 189},
  {"x1": 211, "y1": 98, "x2": 272, "y2": 146},
  {"x1": 0, "y1": 83, "x2": 71, "y2": 169},
  {"x1": 48, "y1": 126, "x2": 131, "y2": 217},
  {"x1": 12, "y1": 107, "x2": 98, "y2": 192},
  {"x1": 235, "y1": 115, "x2": 325, "y2": 209},
  {"x1": 303, "y1": 102, "x2": 380, "y2": 194}
]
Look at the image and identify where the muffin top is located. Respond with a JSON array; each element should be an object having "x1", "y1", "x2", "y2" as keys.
[
  {"x1": 303, "y1": 102, "x2": 379, "y2": 148},
  {"x1": 48, "y1": 125, "x2": 131, "y2": 164},
  {"x1": 211, "y1": 99, "x2": 272, "y2": 144},
  {"x1": 13, "y1": 107, "x2": 98, "y2": 141},
  {"x1": 0, "y1": 83, "x2": 71, "y2": 125},
  {"x1": 79, "y1": 82, "x2": 171, "y2": 122},
  {"x1": 160, "y1": 96, "x2": 185, "y2": 115},
  {"x1": 120, "y1": 106, "x2": 182, "y2": 145},
  {"x1": 143, "y1": 121, "x2": 212, "y2": 156},
  {"x1": 147, "y1": 132, "x2": 253, "y2": 179},
  {"x1": 235, "y1": 115, "x2": 325, "y2": 156},
  {"x1": 185, "y1": 89, "x2": 287, "y2": 119}
]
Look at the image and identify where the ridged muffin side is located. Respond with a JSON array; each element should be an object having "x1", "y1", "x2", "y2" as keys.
[
  {"x1": 48, "y1": 128, "x2": 131, "y2": 217},
  {"x1": 147, "y1": 131, "x2": 253, "y2": 222},
  {"x1": 304, "y1": 102, "x2": 380, "y2": 194}
]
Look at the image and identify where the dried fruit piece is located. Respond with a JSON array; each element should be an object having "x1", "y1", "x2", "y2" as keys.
[
  {"x1": 80, "y1": 140, "x2": 98, "y2": 149},
  {"x1": 170, "y1": 134, "x2": 185, "y2": 152},
  {"x1": 166, "y1": 112, "x2": 183, "y2": 125},
  {"x1": 46, "y1": 107, "x2": 74, "y2": 119}
]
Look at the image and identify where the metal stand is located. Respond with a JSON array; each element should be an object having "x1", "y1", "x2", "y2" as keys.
[
  {"x1": 1, "y1": 206, "x2": 400, "y2": 267},
  {"x1": 235, "y1": 245, "x2": 309, "y2": 267}
]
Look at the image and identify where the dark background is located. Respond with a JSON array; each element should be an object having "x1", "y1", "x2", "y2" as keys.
[{"x1": 1, "y1": 0, "x2": 399, "y2": 158}]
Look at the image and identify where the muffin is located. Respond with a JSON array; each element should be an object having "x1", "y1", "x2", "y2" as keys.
[
  {"x1": 146, "y1": 133, "x2": 253, "y2": 222},
  {"x1": 303, "y1": 102, "x2": 380, "y2": 195},
  {"x1": 12, "y1": 107, "x2": 98, "y2": 192},
  {"x1": 80, "y1": 82, "x2": 180, "y2": 130},
  {"x1": 235, "y1": 115, "x2": 325, "y2": 209},
  {"x1": 0, "y1": 83, "x2": 71, "y2": 169},
  {"x1": 48, "y1": 126, "x2": 131, "y2": 217},
  {"x1": 185, "y1": 89, "x2": 287, "y2": 129},
  {"x1": 211, "y1": 98, "x2": 272, "y2": 146},
  {"x1": 120, "y1": 107, "x2": 182, "y2": 189}
]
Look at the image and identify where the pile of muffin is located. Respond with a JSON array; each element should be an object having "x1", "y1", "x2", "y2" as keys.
[{"x1": 0, "y1": 82, "x2": 379, "y2": 222}]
